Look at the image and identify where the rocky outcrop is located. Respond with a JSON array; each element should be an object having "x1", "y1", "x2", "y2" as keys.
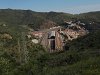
[{"x1": 0, "y1": 33, "x2": 12, "y2": 40}]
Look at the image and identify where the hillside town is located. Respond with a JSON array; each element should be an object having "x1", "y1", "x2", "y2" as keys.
[{"x1": 27, "y1": 21, "x2": 89, "y2": 52}]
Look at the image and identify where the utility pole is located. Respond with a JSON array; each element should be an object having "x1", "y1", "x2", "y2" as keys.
[
  {"x1": 21, "y1": 32, "x2": 29, "y2": 64},
  {"x1": 22, "y1": 32, "x2": 28, "y2": 64},
  {"x1": 17, "y1": 38, "x2": 22, "y2": 64}
]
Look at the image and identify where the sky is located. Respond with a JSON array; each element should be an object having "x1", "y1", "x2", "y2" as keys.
[{"x1": 0, "y1": 0, "x2": 100, "y2": 14}]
